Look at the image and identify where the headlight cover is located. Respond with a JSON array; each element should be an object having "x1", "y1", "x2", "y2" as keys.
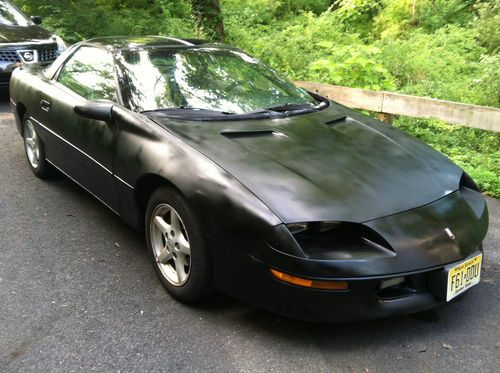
[
  {"x1": 285, "y1": 221, "x2": 343, "y2": 235},
  {"x1": 460, "y1": 171, "x2": 480, "y2": 192},
  {"x1": 52, "y1": 35, "x2": 67, "y2": 54},
  {"x1": 287, "y1": 221, "x2": 395, "y2": 260}
]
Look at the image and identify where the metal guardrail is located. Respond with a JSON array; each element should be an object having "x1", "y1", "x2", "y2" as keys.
[{"x1": 295, "y1": 81, "x2": 500, "y2": 132}]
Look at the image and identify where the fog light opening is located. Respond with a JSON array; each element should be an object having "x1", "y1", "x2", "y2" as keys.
[
  {"x1": 380, "y1": 276, "x2": 405, "y2": 290},
  {"x1": 269, "y1": 269, "x2": 348, "y2": 290}
]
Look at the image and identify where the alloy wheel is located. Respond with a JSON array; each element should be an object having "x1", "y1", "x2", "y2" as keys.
[
  {"x1": 24, "y1": 119, "x2": 40, "y2": 169},
  {"x1": 150, "y1": 203, "x2": 191, "y2": 286}
]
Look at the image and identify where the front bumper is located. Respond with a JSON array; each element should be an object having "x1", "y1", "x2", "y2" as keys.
[
  {"x1": 209, "y1": 188, "x2": 488, "y2": 322},
  {"x1": 211, "y1": 242, "x2": 482, "y2": 322},
  {"x1": 0, "y1": 43, "x2": 59, "y2": 87},
  {"x1": 0, "y1": 63, "x2": 19, "y2": 87}
]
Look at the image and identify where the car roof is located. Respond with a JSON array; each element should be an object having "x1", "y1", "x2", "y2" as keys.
[
  {"x1": 82, "y1": 36, "x2": 220, "y2": 51},
  {"x1": 43, "y1": 36, "x2": 239, "y2": 80}
]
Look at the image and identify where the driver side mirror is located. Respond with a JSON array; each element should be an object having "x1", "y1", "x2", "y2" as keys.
[
  {"x1": 74, "y1": 101, "x2": 114, "y2": 122},
  {"x1": 30, "y1": 16, "x2": 42, "y2": 25}
]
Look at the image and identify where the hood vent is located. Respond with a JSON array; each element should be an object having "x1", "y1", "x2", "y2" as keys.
[
  {"x1": 220, "y1": 129, "x2": 277, "y2": 138},
  {"x1": 325, "y1": 115, "x2": 348, "y2": 126}
]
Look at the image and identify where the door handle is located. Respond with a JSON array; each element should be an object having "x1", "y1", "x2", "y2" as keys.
[{"x1": 40, "y1": 99, "x2": 51, "y2": 112}]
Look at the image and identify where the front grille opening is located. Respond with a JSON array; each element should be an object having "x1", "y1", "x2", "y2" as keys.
[
  {"x1": 38, "y1": 47, "x2": 58, "y2": 61},
  {"x1": 0, "y1": 45, "x2": 58, "y2": 64},
  {"x1": 377, "y1": 273, "x2": 427, "y2": 300},
  {"x1": 0, "y1": 50, "x2": 21, "y2": 63}
]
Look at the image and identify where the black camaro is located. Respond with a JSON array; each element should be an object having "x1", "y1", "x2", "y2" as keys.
[{"x1": 9, "y1": 36, "x2": 488, "y2": 322}]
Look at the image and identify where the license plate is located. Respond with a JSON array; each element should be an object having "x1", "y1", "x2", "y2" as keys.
[{"x1": 446, "y1": 254, "x2": 482, "y2": 301}]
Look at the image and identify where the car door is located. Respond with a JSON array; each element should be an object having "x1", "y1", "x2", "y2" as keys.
[{"x1": 43, "y1": 45, "x2": 119, "y2": 212}]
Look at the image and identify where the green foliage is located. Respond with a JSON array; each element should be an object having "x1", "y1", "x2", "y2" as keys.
[
  {"x1": 394, "y1": 117, "x2": 500, "y2": 198},
  {"x1": 333, "y1": 0, "x2": 384, "y2": 37},
  {"x1": 477, "y1": 54, "x2": 500, "y2": 108},
  {"x1": 221, "y1": 0, "x2": 280, "y2": 25},
  {"x1": 222, "y1": 0, "x2": 332, "y2": 24},
  {"x1": 475, "y1": 0, "x2": 500, "y2": 53},
  {"x1": 274, "y1": 0, "x2": 333, "y2": 16},
  {"x1": 309, "y1": 43, "x2": 395, "y2": 90},
  {"x1": 224, "y1": 9, "x2": 395, "y2": 90},
  {"x1": 377, "y1": 25, "x2": 499, "y2": 106},
  {"x1": 373, "y1": 0, "x2": 475, "y2": 39},
  {"x1": 189, "y1": 0, "x2": 225, "y2": 41},
  {"x1": 15, "y1": 0, "x2": 195, "y2": 44},
  {"x1": 224, "y1": 11, "x2": 347, "y2": 78}
]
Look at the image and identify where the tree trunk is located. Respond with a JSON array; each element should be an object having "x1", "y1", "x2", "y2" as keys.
[
  {"x1": 189, "y1": 0, "x2": 224, "y2": 42},
  {"x1": 411, "y1": 0, "x2": 418, "y2": 25}
]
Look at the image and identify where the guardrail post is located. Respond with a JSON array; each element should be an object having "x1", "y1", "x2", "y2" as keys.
[{"x1": 376, "y1": 112, "x2": 393, "y2": 124}]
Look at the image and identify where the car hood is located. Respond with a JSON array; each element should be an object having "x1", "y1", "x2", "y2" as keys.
[
  {"x1": 0, "y1": 25, "x2": 52, "y2": 43},
  {"x1": 150, "y1": 102, "x2": 463, "y2": 223}
]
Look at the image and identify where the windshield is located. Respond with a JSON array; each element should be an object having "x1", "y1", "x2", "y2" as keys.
[
  {"x1": 116, "y1": 47, "x2": 318, "y2": 114},
  {"x1": 0, "y1": 2, "x2": 31, "y2": 26}
]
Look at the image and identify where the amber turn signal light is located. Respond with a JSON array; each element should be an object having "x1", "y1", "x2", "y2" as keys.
[{"x1": 270, "y1": 269, "x2": 348, "y2": 290}]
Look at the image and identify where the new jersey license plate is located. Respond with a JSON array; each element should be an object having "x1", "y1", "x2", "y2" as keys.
[{"x1": 446, "y1": 254, "x2": 482, "y2": 302}]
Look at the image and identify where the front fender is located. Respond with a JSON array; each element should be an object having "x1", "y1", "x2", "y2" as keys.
[{"x1": 113, "y1": 111, "x2": 282, "y2": 254}]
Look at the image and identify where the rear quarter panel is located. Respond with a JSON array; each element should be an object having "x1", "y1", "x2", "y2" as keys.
[{"x1": 9, "y1": 65, "x2": 51, "y2": 138}]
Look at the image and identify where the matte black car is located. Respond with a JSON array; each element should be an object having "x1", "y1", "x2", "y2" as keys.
[
  {"x1": 9, "y1": 36, "x2": 488, "y2": 322},
  {"x1": 0, "y1": 0, "x2": 65, "y2": 87}
]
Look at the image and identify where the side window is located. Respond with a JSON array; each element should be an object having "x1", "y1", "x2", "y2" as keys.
[{"x1": 58, "y1": 46, "x2": 116, "y2": 101}]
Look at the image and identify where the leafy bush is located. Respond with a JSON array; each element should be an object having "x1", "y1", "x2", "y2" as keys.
[
  {"x1": 274, "y1": 0, "x2": 333, "y2": 17},
  {"x1": 475, "y1": 0, "x2": 500, "y2": 53},
  {"x1": 225, "y1": 10, "x2": 350, "y2": 78},
  {"x1": 373, "y1": 0, "x2": 475, "y2": 39},
  {"x1": 378, "y1": 25, "x2": 497, "y2": 106},
  {"x1": 332, "y1": 0, "x2": 384, "y2": 37},
  {"x1": 309, "y1": 42, "x2": 395, "y2": 90},
  {"x1": 16, "y1": 0, "x2": 195, "y2": 44},
  {"x1": 394, "y1": 117, "x2": 500, "y2": 198}
]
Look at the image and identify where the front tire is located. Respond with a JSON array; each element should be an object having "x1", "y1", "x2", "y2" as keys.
[
  {"x1": 22, "y1": 114, "x2": 51, "y2": 178},
  {"x1": 145, "y1": 186, "x2": 213, "y2": 303}
]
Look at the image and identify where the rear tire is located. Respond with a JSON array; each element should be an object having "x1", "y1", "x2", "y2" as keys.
[
  {"x1": 145, "y1": 186, "x2": 213, "y2": 303},
  {"x1": 22, "y1": 113, "x2": 51, "y2": 178}
]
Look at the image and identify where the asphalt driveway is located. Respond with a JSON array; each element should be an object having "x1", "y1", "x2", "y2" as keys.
[{"x1": 0, "y1": 93, "x2": 498, "y2": 372}]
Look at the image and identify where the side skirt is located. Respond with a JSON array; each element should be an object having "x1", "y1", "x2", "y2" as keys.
[{"x1": 46, "y1": 158, "x2": 120, "y2": 216}]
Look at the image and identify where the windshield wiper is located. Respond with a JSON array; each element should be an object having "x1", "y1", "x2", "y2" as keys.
[
  {"x1": 141, "y1": 107, "x2": 235, "y2": 115},
  {"x1": 244, "y1": 101, "x2": 324, "y2": 117},
  {"x1": 264, "y1": 103, "x2": 316, "y2": 112}
]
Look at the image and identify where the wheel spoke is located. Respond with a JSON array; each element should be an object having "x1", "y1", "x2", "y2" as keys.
[
  {"x1": 157, "y1": 247, "x2": 173, "y2": 264},
  {"x1": 174, "y1": 254, "x2": 187, "y2": 283},
  {"x1": 154, "y1": 216, "x2": 170, "y2": 235},
  {"x1": 26, "y1": 137, "x2": 35, "y2": 149},
  {"x1": 26, "y1": 124, "x2": 33, "y2": 138},
  {"x1": 178, "y1": 234, "x2": 190, "y2": 255},
  {"x1": 170, "y1": 210, "x2": 181, "y2": 234}
]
